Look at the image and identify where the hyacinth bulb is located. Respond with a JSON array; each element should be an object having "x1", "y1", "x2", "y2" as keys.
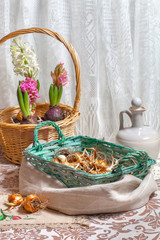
[
  {"x1": 23, "y1": 194, "x2": 48, "y2": 213},
  {"x1": 45, "y1": 83, "x2": 64, "y2": 121},
  {"x1": 5, "y1": 194, "x2": 24, "y2": 211},
  {"x1": 45, "y1": 105, "x2": 65, "y2": 122}
]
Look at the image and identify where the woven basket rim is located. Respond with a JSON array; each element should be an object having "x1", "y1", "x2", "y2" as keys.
[
  {"x1": 24, "y1": 134, "x2": 156, "y2": 178},
  {"x1": 24, "y1": 150, "x2": 154, "y2": 179},
  {"x1": 0, "y1": 103, "x2": 80, "y2": 128}
]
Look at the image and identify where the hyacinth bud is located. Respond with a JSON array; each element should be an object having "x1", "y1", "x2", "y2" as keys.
[
  {"x1": 51, "y1": 62, "x2": 69, "y2": 88},
  {"x1": 54, "y1": 64, "x2": 62, "y2": 77}
]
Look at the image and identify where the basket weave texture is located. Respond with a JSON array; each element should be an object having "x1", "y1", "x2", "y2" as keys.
[
  {"x1": 23, "y1": 121, "x2": 156, "y2": 188},
  {"x1": 0, "y1": 28, "x2": 81, "y2": 165}
]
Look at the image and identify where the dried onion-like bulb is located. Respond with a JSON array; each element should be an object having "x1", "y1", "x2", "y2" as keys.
[
  {"x1": 6, "y1": 194, "x2": 24, "y2": 211},
  {"x1": 23, "y1": 194, "x2": 47, "y2": 213},
  {"x1": 8, "y1": 194, "x2": 24, "y2": 206}
]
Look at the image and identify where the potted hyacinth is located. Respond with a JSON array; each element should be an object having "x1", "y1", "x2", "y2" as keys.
[
  {"x1": 10, "y1": 38, "x2": 41, "y2": 124},
  {"x1": 45, "y1": 63, "x2": 69, "y2": 122}
]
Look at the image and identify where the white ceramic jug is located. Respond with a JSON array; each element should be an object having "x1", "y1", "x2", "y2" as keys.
[{"x1": 116, "y1": 97, "x2": 160, "y2": 160}]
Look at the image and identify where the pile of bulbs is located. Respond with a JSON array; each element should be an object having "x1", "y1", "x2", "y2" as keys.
[{"x1": 51, "y1": 148, "x2": 122, "y2": 175}]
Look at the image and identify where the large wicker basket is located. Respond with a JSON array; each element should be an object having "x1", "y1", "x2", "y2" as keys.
[{"x1": 0, "y1": 28, "x2": 81, "y2": 164}]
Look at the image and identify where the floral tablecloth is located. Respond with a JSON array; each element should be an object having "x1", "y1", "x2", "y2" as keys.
[{"x1": 0, "y1": 149, "x2": 160, "y2": 240}]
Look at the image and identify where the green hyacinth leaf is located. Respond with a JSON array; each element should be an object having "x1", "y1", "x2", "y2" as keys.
[
  {"x1": 37, "y1": 79, "x2": 40, "y2": 92},
  {"x1": 49, "y1": 84, "x2": 54, "y2": 107},
  {"x1": 17, "y1": 85, "x2": 28, "y2": 118},
  {"x1": 56, "y1": 84, "x2": 63, "y2": 105},
  {"x1": 31, "y1": 104, "x2": 35, "y2": 110},
  {"x1": 23, "y1": 91, "x2": 31, "y2": 116},
  {"x1": 53, "y1": 85, "x2": 58, "y2": 106}
]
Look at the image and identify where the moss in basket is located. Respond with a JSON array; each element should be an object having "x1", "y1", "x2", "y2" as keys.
[
  {"x1": 10, "y1": 38, "x2": 41, "y2": 124},
  {"x1": 44, "y1": 63, "x2": 69, "y2": 122}
]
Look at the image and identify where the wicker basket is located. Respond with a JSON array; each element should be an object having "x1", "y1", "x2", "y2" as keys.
[
  {"x1": 0, "y1": 28, "x2": 81, "y2": 165},
  {"x1": 23, "y1": 121, "x2": 156, "y2": 188}
]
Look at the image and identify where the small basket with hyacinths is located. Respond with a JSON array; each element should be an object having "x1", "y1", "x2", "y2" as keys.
[{"x1": 0, "y1": 27, "x2": 81, "y2": 164}]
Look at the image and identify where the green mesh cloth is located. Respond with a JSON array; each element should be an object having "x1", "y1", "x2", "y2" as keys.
[{"x1": 23, "y1": 121, "x2": 156, "y2": 188}]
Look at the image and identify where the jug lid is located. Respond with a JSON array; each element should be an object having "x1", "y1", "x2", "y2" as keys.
[{"x1": 129, "y1": 97, "x2": 146, "y2": 112}]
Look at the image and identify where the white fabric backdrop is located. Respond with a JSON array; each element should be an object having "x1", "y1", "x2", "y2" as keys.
[{"x1": 0, "y1": 0, "x2": 160, "y2": 140}]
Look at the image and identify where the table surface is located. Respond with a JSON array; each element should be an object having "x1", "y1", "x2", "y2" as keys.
[{"x1": 0, "y1": 149, "x2": 160, "y2": 240}]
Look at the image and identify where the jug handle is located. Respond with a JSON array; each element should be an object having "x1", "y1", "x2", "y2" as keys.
[{"x1": 119, "y1": 110, "x2": 132, "y2": 130}]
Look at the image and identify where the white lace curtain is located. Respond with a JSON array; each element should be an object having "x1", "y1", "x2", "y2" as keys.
[{"x1": 0, "y1": 0, "x2": 160, "y2": 140}]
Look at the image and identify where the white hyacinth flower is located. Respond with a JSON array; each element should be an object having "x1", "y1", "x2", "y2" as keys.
[{"x1": 10, "y1": 37, "x2": 40, "y2": 79}]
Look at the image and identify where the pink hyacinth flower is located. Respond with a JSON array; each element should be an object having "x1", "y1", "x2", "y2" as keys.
[
  {"x1": 51, "y1": 62, "x2": 69, "y2": 88},
  {"x1": 20, "y1": 77, "x2": 39, "y2": 107},
  {"x1": 58, "y1": 71, "x2": 69, "y2": 87}
]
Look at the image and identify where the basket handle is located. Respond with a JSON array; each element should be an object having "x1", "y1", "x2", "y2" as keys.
[
  {"x1": 0, "y1": 27, "x2": 81, "y2": 113},
  {"x1": 33, "y1": 121, "x2": 66, "y2": 148}
]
